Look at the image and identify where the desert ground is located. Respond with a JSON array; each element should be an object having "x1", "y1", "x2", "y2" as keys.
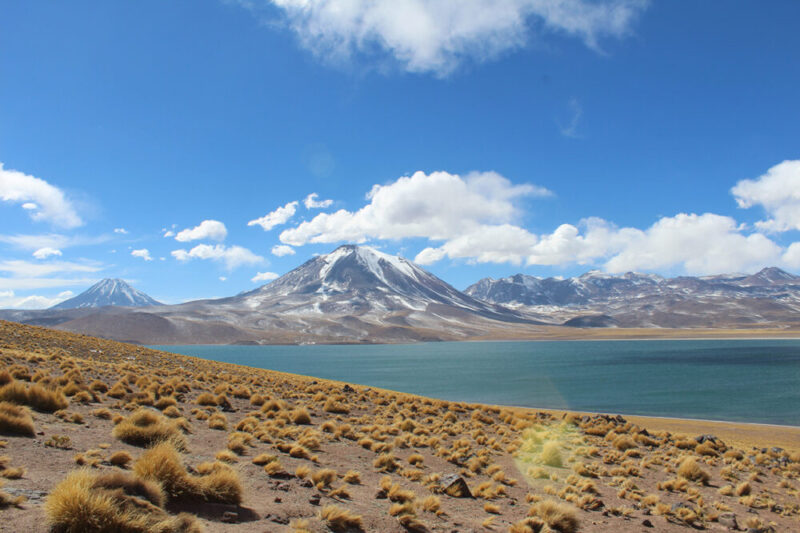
[{"x1": 0, "y1": 319, "x2": 798, "y2": 532}]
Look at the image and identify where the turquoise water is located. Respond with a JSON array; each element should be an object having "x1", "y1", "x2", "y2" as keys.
[{"x1": 151, "y1": 339, "x2": 800, "y2": 426}]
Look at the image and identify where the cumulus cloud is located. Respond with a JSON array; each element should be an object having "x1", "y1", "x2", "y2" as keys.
[
  {"x1": 416, "y1": 213, "x2": 786, "y2": 275},
  {"x1": 249, "y1": 0, "x2": 647, "y2": 75},
  {"x1": 171, "y1": 244, "x2": 263, "y2": 270},
  {"x1": 271, "y1": 244, "x2": 296, "y2": 256},
  {"x1": 252, "y1": 271, "x2": 280, "y2": 283},
  {"x1": 33, "y1": 247, "x2": 62, "y2": 260},
  {"x1": 732, "y1": 160, "x2": 800, "y2": 233},
  {"x1": 0, "y1": 289, "x2": 74, "y2": 310},
  {"x1": 280, "y1": 170, "x2": 549, "y2": 246},
  {"x1": 175, "y1": 220, "x2": 228, "y2": 242},
  {"x1": 0, "y1": 162, "x2": 82, "y2": 228},
  {"x1": 304, "y1": 193, "x2": 333, "y2": 209},
  {"x1": 114, "y1": 227, "x2": 128, "y2": 234},
  {"x1": 249, "y1": 201, "x2": 299, "y2": 231},
  {"x1": 131, "y1": 248, "x2": 153, "y2": 261}
]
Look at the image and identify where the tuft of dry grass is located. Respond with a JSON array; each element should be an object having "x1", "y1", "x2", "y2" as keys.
[
  {"x1": 677, "y1": 457, "x2": 711, "y2": 485},
  {"x1": 539, "y1": 441, "x2": 563, "y2": 467},
  {"x1": 527, "y1": 499, "x2": 579, "y2": 533},
  {"x1": 290, "y1": 408, "x2": 312, "y2": 425},
  {"x1": 0, "y1": 401, "x2": 35, "y2": 437},
  {"x1": 320, "y1": 504, "x2": 364, "y2": 532},
  {"x1": 133, "y1": 441, "x2": 243, "y2": 505},
  {"x1": 112, "y1": 409, "x2": 188, "y2": 449},
  {"x1": 0, "y1": 381, "x2": 68, "y2": 412},
  {"x1": 109, "y1": 451, "x2": 133, "y2": 468},
  {"x1": 44, "y1": 469, "x2": 201, "y2": 533}
]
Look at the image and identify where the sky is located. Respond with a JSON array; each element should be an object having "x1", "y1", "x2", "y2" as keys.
[{"x1": 1, "y1": 0, "x2": 800, "y2": 307}]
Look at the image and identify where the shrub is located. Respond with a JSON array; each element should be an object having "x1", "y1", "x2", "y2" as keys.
[
  {"x1": 677, "y1": 457, "x2": 711, "y2": 485},
  {"x1": 540, "y1": 441, "x2": 563, "y2": 467},
  {"x1": 44, "y1": 469, "x2": 201, "y2": 533},
  {"x1": 290, "y1": 408, "x2": 312, "y2": 425},
  {"x1": 108, "y1": 451, "x2": 133, "y2": 468},
  {"x1": 312, "y1": 468, "x2": 337, "y2": 489},
  {"x1": 133, "y1": 441, "x2": 243, "y2": 505},
  {"x1": 528, "y1": 500, "x2": 579, "y2": 533},
  {"x1": 0, "y1": 381, "x2": 68, "y2": 412},
  {"x1": 207, "y1": 413, "x2": 227, "y2": 430},
  {"x1": 0, "y1": 401, "x2": 35, "y2": 437},
  {"x1": 112, "y1": 409, "x2": 187, "y2": 449},
  {"x1": 320, "y1": 504, "x2": 364, "y2": 532}
]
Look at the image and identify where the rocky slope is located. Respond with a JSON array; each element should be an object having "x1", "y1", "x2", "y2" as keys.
[{"x1": 465, "y1": 267, "x2": 800, "y2": 328}]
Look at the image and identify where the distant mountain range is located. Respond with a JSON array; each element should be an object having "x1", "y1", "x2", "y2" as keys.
[
  {"x1": 52, "y1": 278, "x2": 162, "y2": 309},
  {"x1": 465, "y1": 267, "x2": 800, "y2": 328},
  {"x1": 2, "y1": 246, "x2": 799, "y2": 344}
]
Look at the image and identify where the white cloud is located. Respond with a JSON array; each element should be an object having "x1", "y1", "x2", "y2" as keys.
[
  {"x1": 114, "y1": 227, "x2": 128, "y2": 234},
  {"x1": 271, "y1": 244, "x2": 296, "y2": 257},
  {"x1": 280, "y1": 170, "x2": 550, "y2": 246},
  {"x1": 163, "y1": 230, "x2": 175, "y2": 238},
  {"x1": 0, "y1": 259, "x2": 103, "y2": 278},
  {"x1": 175, "y1": 220, "x2": 228, "y2": 242},
  {"x1": 304, "y1": 193, "x2": 333, "y2": 209},
  {"x1": 32, "y1": 247, "x2": 63, "y2": 259},
  {"x1": 248, "y1": 201, "x2": 299, "y2": 231},
  {"x1": 252, "y1": 271, "x2": 280, "y2": 283},
  {"x1": 417, "y1": 212, "x2": 788, "y2": 276},
  {"x1": 131, "y1": 248, "x2": 153, "y2": 261},
  {"x1": 0, "y1": 233, "x2": 109, "y2": 252},
  {"x1": 0, "y1": 289, "x2": 74, "y2": 310},
  {"x1": 171, "y1": 244, "x2": 263, "y2": 270},
  {"x1": 415, "y1": 224, "x2": 538, "y2": 265},
  {"x1": 219, "y1": 276, "x2": 227, "y2": 282},
  {"x1": 255, "y1": 0, "x2": 647, "y2": 75},
  {"x1": 0, "y1": 162, "x2": 82, "y2": 228},
  {"x1": 732, "y1": 160, "x2": 800, "y2": 233}
]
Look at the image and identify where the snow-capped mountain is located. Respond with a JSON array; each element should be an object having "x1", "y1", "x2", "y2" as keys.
[
  {"x1": 465, "y1": 267, "x2": 800, "y2": 328},
  {"x1": 51, "y1": 279, "x2": 162, "y2": 309},
  {"x1": 7, "y1": 246, "x2": 540, "y2": 345}
]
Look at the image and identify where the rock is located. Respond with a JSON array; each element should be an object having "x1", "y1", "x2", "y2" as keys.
[
  {"x1": 221, "y1": 512, "x2": 238, "y2": 523},
  {"x1": 642, "y1": 519, "x2": 654, "y2": 528},
  {"x1": 300, "y1": 479, "x2": 313, "y2": 488},
  {"x1": 771, "y1": 447, "x2": 784, "y2": 454},
  {"x1": 274, "y1": 497, "x2": 282, "y2": 503},
  {"x1": 269, "y1": 515, "x2": 289, "y2": 525},
  {"x1": 375, "y1": 489, "x2": 387, "y2": 499},
  {"x1": 343, "y1": 384, "x2": 355, "y2": 393},
  {"x1": 695, "y1": 434, "x2": 718, "y2": 444},
  {"x1": 718, "y1": 512, "x2": 738, "y2": 529},
  {"x1": 441, "y1": 474, "x2": 473, "y2": 498},
  {"x1": 309, "y1": 493, "x2": 321, "y2": 506}
]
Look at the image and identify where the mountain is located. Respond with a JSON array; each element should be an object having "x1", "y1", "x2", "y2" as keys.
[
  {"x1": 465, "y1": 267, "x2": 800, "y2": 328},
  {"x1": 3, "y1": 246, "x2": 544, "y2": 344},
  {"x1": 51, "y1": 279, "x2": 163, "y2": 309}
]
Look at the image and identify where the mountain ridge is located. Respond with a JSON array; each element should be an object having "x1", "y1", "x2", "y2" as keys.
[{"x1": 51, "y1": 278, "x2": 163, "y2": 310}]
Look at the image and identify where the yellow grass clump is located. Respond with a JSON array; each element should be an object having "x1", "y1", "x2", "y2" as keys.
[
  {"x1": 133, "y1": 441, "x2": 243, "y2": 505},
  {"x1": 44, "y1": 469, "x2": 201, "y2": 533},
  {"x1": 527, "y1": 499, "x2": 580, "y2": 533},
  {"x1": 0, "y1": 401, "x2": 35, "y2": 437},
  {"x1": 112, "y1": 409, "x2": 188, "y2": 449},
  {"x1": 0, "y1": 381, "x2": 68, "y2": 412},
  {"x1": 320, "y1": 504, "x2": 364, "y2": 532},
  {"x1": 677, "y1": 457, "x2": 711, "y2": 485}
]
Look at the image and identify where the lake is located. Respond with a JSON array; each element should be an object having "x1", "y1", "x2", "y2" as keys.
[{"x1": 150, "y1": 339, "x2": 800, "y2": 426}]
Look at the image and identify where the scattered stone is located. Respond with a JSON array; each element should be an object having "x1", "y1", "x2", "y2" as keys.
[
  {"x1": 695, "y1": 434, "x2": 718, "y2": 444},
  {"x1": 274, "y1": 497, "x2": 282, "y2": 503},
  {"x1": 642, "y1": 519, "x2": 654, "y2": 528},
  {"x1": 342, "y1": 384, "x2": 355, "y2": 393},
  {"x1": 300, "y1": 479, "x2": 313, "y2": 488},
  {"x1": 309, "y1": 493, "x2": 321, "y2": 506},
  {"x1": 269, "y1": 515, "x2": 289, "y2": 525},
  {"x1": 221, "y1": 511, "x2": 238, "y2": 523},
  {"x1": 2, "y1": 488, "x2": 48, "y2": 501},
  {"x1": 441, "y1": 474, "x2": 473, "y2": 498},
  {"x1": 718, "y1": 512, "x2": 738, "y2": 529},
  {"x1": 375, "y1": 489, "x2": 387, "y2": 499}
]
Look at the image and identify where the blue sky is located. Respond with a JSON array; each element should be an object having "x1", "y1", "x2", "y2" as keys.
[{"x1": 2, "y1": 0, "x2": 800, "y2": 307}]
